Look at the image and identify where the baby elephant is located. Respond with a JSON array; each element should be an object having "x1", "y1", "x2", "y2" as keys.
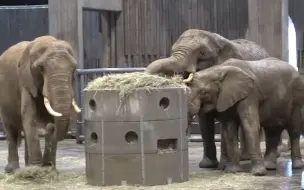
[{"x1": 185, "y1": 57, "x2": 304, "y2": 176}]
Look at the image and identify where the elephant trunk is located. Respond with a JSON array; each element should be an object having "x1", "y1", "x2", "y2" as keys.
[
  {"x1": 51, "y1": 89, "x2": 72, "y2": 141},
  {"x1": 45, "y1": 75, "x2": 75, "y2": 141},
  {"x1": 145, "y1": 57, "x2": 178, "y2": 76},
  {"x1": 54, "y1": 117, "x2": 70, "y2": 141},
  {"x1": 145, "y1": 46, "x2": 197, "y2": 82}
]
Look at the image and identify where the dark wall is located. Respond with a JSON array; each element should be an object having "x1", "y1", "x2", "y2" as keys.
[
  {"x1": 0, "y1": 0, "x2": 48, "y2": 5},
  {"x1": 121, "y1": 0, "x2": 249, "y2": 68},
  {"x1": 0, "y1": 5, "x2": 102, "y2": 67},
  {"x1": 0, "y1": 1, "x2": 249, "y2": 69},
  {"x1": 0, "y1": 5, "x2": 48, "y2": 54}
]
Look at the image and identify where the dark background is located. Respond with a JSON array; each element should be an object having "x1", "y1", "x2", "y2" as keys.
[{"x1": 0, "y1": 0, "x2": 48, "y2": 5}]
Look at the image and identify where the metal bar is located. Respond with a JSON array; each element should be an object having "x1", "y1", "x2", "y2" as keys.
[
  {"x1": 75, "y1": 73, "x2": 83, "y2": 144},
  {"x1": 76, "y1": 67, "x2": 146, "y2": 75}
]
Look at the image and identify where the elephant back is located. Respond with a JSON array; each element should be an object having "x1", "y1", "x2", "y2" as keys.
[{"x1": 232, "y1": 39, "x2": 269, "y2": 61}]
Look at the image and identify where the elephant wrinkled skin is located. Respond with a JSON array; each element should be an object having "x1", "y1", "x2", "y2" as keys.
[
  {"x1": 185, "y1": 57, "x2": 304, "y2": 176},
  {"x1": 0, "y1": 36, "x2": 81, "y2": 173},
  {"x1": 145, "y1": 29, "x2": 270, "y2": 168},
  {"x1": 145, "y1": 29, "x2": 269, "y2": 77}
]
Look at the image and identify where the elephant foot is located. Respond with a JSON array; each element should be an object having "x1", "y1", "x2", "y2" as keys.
[
  {"x1": 292, "y1": 158, "x2": 304, "y2": 169},
  {"x1": 251, "y1": 163, "x2": 266, "y2": 176},
  {"x1": 5, "y1": 162, "x2": 20, "y2": 173},
  {"x1": 217, "y1": 158, "x2": 228, "y2": 170},
  {"x1": 224, "y1": 163, "x2": 242, "y2": 173},
  {"x1": 42, "y1": 161, "x2": 54, "y2": 167},
  {"x1": 240, "y1": 152, "x2": 251, "y2": 161},
  {"x1": 264, "y1": 160, "x2": 277, "y2": 170},
  {"x1": 199, "y1": 157, "x2": 219, "y2": 168}
]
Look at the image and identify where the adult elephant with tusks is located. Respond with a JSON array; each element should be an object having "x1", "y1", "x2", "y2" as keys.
[
  {"x1": 145, "y1": 29, "x2": 270, "y2": 169},
  {"x1": 0, "y1": 35, "x2": 81, "y2": 173}
]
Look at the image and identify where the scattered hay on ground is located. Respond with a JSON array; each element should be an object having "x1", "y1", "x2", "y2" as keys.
[
  {"x1": 1, "y1": 166, "x2": 59, "y2": 184},
  {"x1": 84, "y1": 72, "x2": 187, "y2": 102},
  {"x1": 0, "y1": 167, "x2": 291, "y2": 190}
]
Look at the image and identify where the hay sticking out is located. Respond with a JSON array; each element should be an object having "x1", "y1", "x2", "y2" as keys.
[
  {"x1": 4, "y1": 166, "x2": 59, "y2": 184},
  {"x1": 0, "y1": 170, "x2": 291, "y2": 190},
  {"x1": 85, "y1": 72, "x2": 187, "y2": 102}
]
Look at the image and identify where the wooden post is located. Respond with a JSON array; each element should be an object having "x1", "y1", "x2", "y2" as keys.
[
  {"x1": 100, "y1": 11, "x2": 111, "y2": 68},
  {"x1": 247, "y1": 0, "x2": 289, "y2": 62}
]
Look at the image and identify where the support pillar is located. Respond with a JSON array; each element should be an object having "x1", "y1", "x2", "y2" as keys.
[{"x1": 247, "y1": 0, "x2": 289, "y2": 61}]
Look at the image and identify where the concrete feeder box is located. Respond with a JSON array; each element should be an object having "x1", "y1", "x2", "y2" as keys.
[{"x1": 84, "y1": 87, "x2": 189, "y2": 186}]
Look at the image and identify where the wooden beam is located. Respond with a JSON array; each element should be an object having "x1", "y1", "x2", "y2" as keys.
[
  {"x1": 247, "y1": 0, "x2": 289, "y2": 62},
  {"x1": 80, "y1": 0, "x2": 122, "y2": 12},
  {"x1": 48, "y1": 0, "x2": 78, "y2": 56},
  {"x1": 100, "y1": 11, "x2": 110, "y2": 67}
]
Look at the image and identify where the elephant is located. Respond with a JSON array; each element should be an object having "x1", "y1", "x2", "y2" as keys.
[
  {"x1": 145, "y1": 29, "x2": 271, "y2": 168},
  {"x1": 0, "y1": 35, "x2": 81, "y2": 173},
  {"x1": 184, "y1": 57, "x2": 304, "y2": 176}
]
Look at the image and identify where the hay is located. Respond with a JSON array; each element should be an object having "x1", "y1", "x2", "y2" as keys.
[
  {"x1": 2, "y1": 166, "x2": 59, "y2": 184},
  {"x1": 0, "y1": 167, "x2": 292, "y2": 190},
  {"x1": 84, "y1": 72, "x2": 187, "y2": 102}
]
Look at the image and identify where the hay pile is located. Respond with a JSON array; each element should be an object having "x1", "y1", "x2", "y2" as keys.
[
  {"x1": 85, "y1": 72, "x2": 187, "y2": 101},
  {"x1": 0, "y1": 166, "x2": 59, "y2": 184},
  {"x1": 0, "y1": 167, "x2": 291, "y2": 190}
]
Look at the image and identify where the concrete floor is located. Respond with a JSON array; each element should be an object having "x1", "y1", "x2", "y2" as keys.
[{"x1": 0, "y1": 139, "x2": 303, "y2": 189}]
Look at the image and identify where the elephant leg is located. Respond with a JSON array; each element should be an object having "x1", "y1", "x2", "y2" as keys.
[
  {"x1": 263, "y1": 128, "x2": 282, "y2": 170},
  {"x1": 42, "y1": 123, "x2": 57, "y2": 168},
  {"x1": 23, "y1": 123, "x2": 42, "y2": 166},
  {"x1": 237, "y1": 101, "x2": 266, "y2": 176},
  {"x1": 288, "y1": 130, "x2": 304, "y2": 169},
  {"x1": 3, "y1": 122, "x2": 20, "y2": 173},
  {"x1": 278, "y1": 130, "x2": 290, "y2": 153},
  {"x1": 24, "y1": 135, "x2": 29, "y2": 166},
  {"x1": 217, "y1": 124, "x2": 228, "y2": 170},
  {"x1": 239, "y1": 127, "x2": 251, "y2": 161},
  {"x1": 221, "y1": 120, "x2": 242, "y2": 173},
  {"x1": 289, "y1": 106, "x2": 304, "y2": 169},
  {"x1": 21, "y1": 91, "x2": 42, "y2": 166},
  {"x1": 198, "y1": 111, "x2": 218, "y2": 168}
]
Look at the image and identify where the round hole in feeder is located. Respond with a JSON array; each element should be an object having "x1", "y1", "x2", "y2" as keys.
[
  {"x1": 89, "y1": 99, "x2": 96, "y2": 110},
  {"x1": 125, "y1": 131, "x2": 138, "y2": 144},
  {"x1": 159, "y1": 97, "x2": 170, "y2": 110},
  {"x1": 91, "y1": 132, "x2": 98, "y2": 143}
]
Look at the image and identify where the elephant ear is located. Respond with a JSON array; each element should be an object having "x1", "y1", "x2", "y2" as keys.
[
  {"x1": 18, "y1": 41, "x2": 48, "y2": 98},
  {"x1": 205, "y1": 32, "x2": 243, "y2": 62},
  {"x1": 216, "y1": 66, "x2": 254, "y2": 112}
]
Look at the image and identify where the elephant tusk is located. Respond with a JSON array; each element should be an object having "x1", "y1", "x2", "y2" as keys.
[
  {"x1": 72, "y1": 98, "x2": 81, "y2": 113},
  {"x1": 44, "y1": 97, "x2": 63, "y2": 117},
  {"x1": 183, "y1": 73, "x2": 194, "y2": 83}
]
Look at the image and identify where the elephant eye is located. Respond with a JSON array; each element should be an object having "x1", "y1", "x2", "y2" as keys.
[{"x1": 200, "y1": 51, "x2": 205, "y2": 56}]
